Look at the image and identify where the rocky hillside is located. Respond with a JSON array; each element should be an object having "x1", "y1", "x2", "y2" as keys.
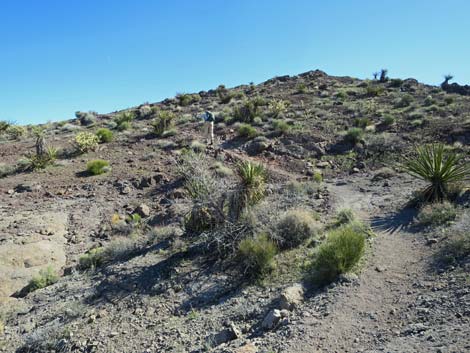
[{"x1": 0, "y1": 70, "x2": 469, "y2": 353}]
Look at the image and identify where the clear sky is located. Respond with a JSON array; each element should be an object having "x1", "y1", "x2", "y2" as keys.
[{"x1": 1, "y1": 0, "x2": 469, "y2": 125}]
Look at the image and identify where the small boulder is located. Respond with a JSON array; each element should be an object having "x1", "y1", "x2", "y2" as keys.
[
  {"x1": 134, "y1": 204, "x2": 151, "y2": 218},
  {"x1": 262, "y1": 309, "x2": 281, "y2": 330},
  {"x1": 210, "y1": 322, "x2": 241, "y2": 346},
  {"x1": 279, "y1": 283, "x2": 305, "y2": 311}
]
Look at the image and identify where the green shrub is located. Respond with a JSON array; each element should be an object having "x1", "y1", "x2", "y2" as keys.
[
  {"x1": 310, "y1": 224, "x2": 366, "y2": 284},
  {"x1": 86, "y1": 159, "x2": 110, "y2": 175},
  {"x1": 395, "y1": 94, "x2": 414, "y2": 108},
  {"x1": 424, "y1": 95, "x2": 435, "y2": 107},
  {"x1": 0, "y1": 121, "x2": 11, "y2": 133},
  {"x1": 313, "y1": 170, "x2": 323, "y2": 183},
  {"x1": 152, "y1": 110, "x2": 176, "y2": 137},
  {"x1": 212, "y1": 161, "x2": 234, "y2": 177},
  {"x1": 365, "y1": 84, "x2": 384, "y2": 97},
  {"x1": 79, "y1": 247, "x2": 105, "y2": 270},
  {"x1": 26, "y1": 266, "x2": 59, "y2": 293},
  {"x1": 184, "y1": 206, "x2": 216, "y2": 233},
  {"x1": 237, "y1": 123, "x2": 258, "y2": 139},
  {"x1": 276, "y1": 209, "x2": 320, "y2": 249},
  {"x1": 389, "y1": 78, "x2": 403, "y2": 87},
  {"x1": 75, "y1": 132, "x2": 99, "y2": 153},
  {"x1": 403, "y1": 144, "x2": 470, "y2": 202},
  {"x1": 114, "y1": 111, "x2": 135, "y2": 131},
  {"x1": 238, "y1": 234, "x2": 277, "y2": 277},
  {"x1": 334, "y1": 208, "x2": 356, "y2": 227},
  {"x1": 344, "y1": 127, "x2": 364, "y2": 144},
  {"x1": 383, "y1": 115, "x2": 395, "y2": 126},
  {"x1": 237, "y1": 161, "x2": 267, "y2": 204},
  {"x1": 444, "y1": 96, "x2": 455, "y2": 105},
  {"x1": 176, "y1": 93, "x2": 200, "y2": 106},
  {"x1": 272, "y1": 119, "x2": 290, "y2": 134},
  {"x1": 296, "y1": 83, "x2": 307, "y2": 94},
  {"x1": 354, "y1": 117, "x2": 371, "y2": 129},
  {"x1": 6, "y1": 125, "x2": 26, "y2": 139},
  {"x1": 416, "y1": 201, "x2": 457, "y2": 226},
  {"x1": 96, "y1": 128, "x2": 113, "y2": 143},
  {"x1": 233, "y1": 98, "x2": 265, "y2": 123},
  {"x1": 190, "y1": 140, "x2": 206, "y2": 152}
]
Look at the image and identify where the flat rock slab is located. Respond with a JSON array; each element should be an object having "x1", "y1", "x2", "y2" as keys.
[{"x1": 0, "y1": 212, "x2": 67, "y2": 301}]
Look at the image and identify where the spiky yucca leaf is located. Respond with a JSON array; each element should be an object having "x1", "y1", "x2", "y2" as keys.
[{"x1": 403, "y1": 144, "x2": 469, "y2": 202}]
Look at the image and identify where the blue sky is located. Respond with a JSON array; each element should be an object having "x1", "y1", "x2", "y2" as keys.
[{"x1": 1, "y1": 0, "x2": 469, "y2": 125}]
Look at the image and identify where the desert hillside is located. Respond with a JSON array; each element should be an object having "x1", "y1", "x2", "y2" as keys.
[{"x1": 0, "y1": 70, "x2": 469, "y2": 353}]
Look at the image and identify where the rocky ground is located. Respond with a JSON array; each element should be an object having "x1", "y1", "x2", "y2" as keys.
[{"x1": 0, "y1": 70, "x2": 469, "y2": 352}]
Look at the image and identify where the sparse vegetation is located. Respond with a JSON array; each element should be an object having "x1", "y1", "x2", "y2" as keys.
[
  {"x1": 86, "y1": 159, "x2": 110, "y2": 175},
  {"x1": 268, "y1": 99, "x2": 289, "y2": 118},
  {"x1": 272, "y1": 119, "x2": 290, "y2": 134},
  {"x1": 403, "y1": 144, "x2": 470, "y2": 202},
  {"x1": 6, "y1": 125, "x2": 26, "y2": 140},
  {"x1": 416, "y1": 201, "x2": 457, "y2": 226},
  {"x1": 177, "y1": 93, "x2": 200, "y2": 106},
  {"x1": 24, "y1": 266, "x2": 59, "y2": 294}
]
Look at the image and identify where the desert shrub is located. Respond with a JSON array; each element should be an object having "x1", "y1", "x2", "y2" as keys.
[
  {"x1": 365, "y1": 84, "x2": 384, "y2": 97},
  {"x1": 382, "y1": 114, "x2": 395, "y2": 126},
  {"x1": 86, "y1": 159, "x2": 110, "y2": 175},
  {"x1": 216, "y1": 85, "x2": 240, "y2": 104},
  {"x1": 389, "y1": 78, "x2": 403, "y2": 87},
  {"x1": 233, "y1": 97, "x2": 265, "y2": 123},
  {"x1": 312, "y1": 170, "x2": 323, "y2": 183},
  {"x1": 272, "y1": 119, "x2": 290, "y2": 134},
  {"x1": 184, "y1": 206, "x2": 218, "y2": 233},
  {"x1": 176, "y1": 93, "x2": 200, "y2": 106},
  {"x1": 275, "y1": 209, "x2": 320, "y2": 249},
  {"x1": 228, "y1": 161, "x2": 267, "y2": 221},
  {"x1": 0, "y1": 120, "x2": 10, "y2": 133},
  {"x1": 96, "y1": 128, "x2": 113, "y2": 143},
  {"x1": 296, "y1": 83, "x2": 307, "y2": 94},
  {"x1": 152, "y1": 110, "x2": 176, "y2": 137},
  {"x1": 78, "y1": 248, "x2": 105, "y2": 269},
  {"x1": 252, "y1": 116, "x2": 263, "y2": 126},
  {"x1": 268, "y1": 99, "x2": 289, "y2": 118},
  {"x1": 138, "y1": 104, "x2": 152, "y2": 119},
  {"x1": 79, "y1": 239, "x2": 136, "y2": 270},
  {"x1": 238, "y1": 234, "x2": 277, "y2": 277},
  {"x1": 403, "y1": 144, "x2": 470, "y2": 202},
  {"x1": 6, "y1": 125, "x2": 26, "y2": 139},
  {"x1": 310, "y1": 224, "x2": 366, "y2": 284},
  {"x1": 334, "y1": 208, "x2": 356, "y2": 227},
  {"x1": 416, "y1": 201, "x2": 457, "y2": 226},
  {"x1": 394, "y1": 94, "x2": 414, "y2": 108},
  {"x1": 212, "y1": 161, "x2": 234, "y2": 177},
  {"x1": 439, "y1": 232, "x2": 470, "y2": 266},
  {"x1": 444, "y1": 96, "x2": 455, "y2": 105},
  {"x1": 114, "y1": 111, "x2": 135, "y2": 131},
  {"x1": 424, "y1": 95, "x2": 435, "y2": 107},
  {"x1": 162, "y1": 128, "x2": 177, "y2": 137},
  {"x1": 354, "y1": 117, "x2": 371, "y2": 129},
  {"x1": 237, "y1": 123, "x2": 258, "y2": 139},
  {"x1": 0, "y1": 163, "x2": 15, "y2": 178},
  {"x1": 344, "y1": 127, "x2": 364, "y2": 144},
  {"x1": 75, "y1": 132, "x2": 99, "y2": 153},
  {"x1": 25, "y1": 266, "x2": 59, "y2": 294},
  {"x1": 190, "y1": 140, "x2": 206, "y2": 152},
  {"x1": 27, "y1": 146, "x2": 57, "y2": 170},
  {"x1": 75, "y1": 111, "x2": 96, "y2": 126}
]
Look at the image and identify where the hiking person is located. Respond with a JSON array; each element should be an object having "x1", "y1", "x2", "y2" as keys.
[{"x1": 198, "y1": 110, "x2": 215, "y2": 145}]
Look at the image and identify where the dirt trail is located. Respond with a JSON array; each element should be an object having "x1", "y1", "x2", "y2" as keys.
[{"x1": 285, "y1": 179, "x2": 432, "y2": 353}]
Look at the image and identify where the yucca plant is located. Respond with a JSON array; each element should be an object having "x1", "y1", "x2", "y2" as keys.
[
  {"x1": 229, "y1": 161, "x2": 267, "y2": 221},
  {"x1": 403, "y1": 144, "x2": 469, "y2": 202}
]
